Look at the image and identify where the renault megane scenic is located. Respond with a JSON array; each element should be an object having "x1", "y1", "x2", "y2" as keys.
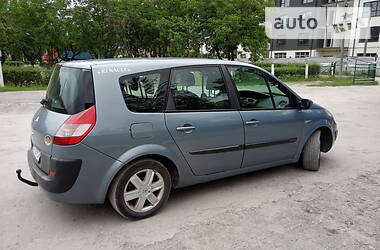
[{"x1": 17, "y1": 58, "x2": 337, "y2": 219}]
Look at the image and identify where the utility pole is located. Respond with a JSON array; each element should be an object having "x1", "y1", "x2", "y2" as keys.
[
  {"x1": 340, "y1": 0, "x2": 349, "y2": 74},
  {"x1": 363, "y1": 11, "x2": 371, "y2": 56},
  {"x1": 0, "y1": 51, "x2": 4, "y2": 88}
]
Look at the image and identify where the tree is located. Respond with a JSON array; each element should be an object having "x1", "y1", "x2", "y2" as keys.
[
  {"x1": 0, "y1": 0, "x2": 10, "y2": 63},
  {"x1": 6, "y1": 0, "x2": 54, "y2": 65},
  {"x1": 1, "y1": 0, "x2": 272, "y2": 63},
  {"x1": 199, "y1": 0, "x2": 272, "y2": 61}
]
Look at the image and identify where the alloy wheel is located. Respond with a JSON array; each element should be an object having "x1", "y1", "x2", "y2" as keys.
[{"x1": 123, "y1": 169, "x2": 165, "y2": 213}]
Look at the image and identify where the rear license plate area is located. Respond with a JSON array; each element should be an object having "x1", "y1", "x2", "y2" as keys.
[
  {"x1": 31, "y1": 145, "x2": 50, "y2": 174},
  {"x1": 32, "y1": 145, "x2": 41, "y2": 163}
]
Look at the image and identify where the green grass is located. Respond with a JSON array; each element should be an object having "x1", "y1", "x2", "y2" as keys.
[
  {"x1": 0, "y1": 85, "x2": 47, "y2": 92},
  {"x1": 279, "y1": 76, "x2": 330, "y2": 82},
  {"x1": 308, "y1": 77, "x2": 378, "y2": 87},
  {"x1": 281, "y1": 75, "x2": 378, "y2": 86}
]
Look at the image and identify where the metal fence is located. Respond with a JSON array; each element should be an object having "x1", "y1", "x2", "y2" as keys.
[{"x1": 263, "y1": 56, "x2": 377, "y2": 82}]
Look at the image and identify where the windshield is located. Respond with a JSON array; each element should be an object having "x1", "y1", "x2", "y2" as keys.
[{"x1": 45, "y1": 66, "x2": 95, "y2": 115}]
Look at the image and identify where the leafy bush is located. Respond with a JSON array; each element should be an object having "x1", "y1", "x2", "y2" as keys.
[
  {"x1": 41, "y1": 68, "x2": 54, "y2": 85},
  {"x1": 3, "y1": 61, "x2": 25, "y2": 67},
  {"x1": 251, "y1": 62, "x2": 320, "y2": 78},
  {"x1": 3, "y1": 66, "x2": 52, "y2": 86}
]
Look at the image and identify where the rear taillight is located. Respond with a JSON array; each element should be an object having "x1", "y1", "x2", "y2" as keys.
[{"x1": 53, "y1": 106, "x2": 96, "y2": 146}]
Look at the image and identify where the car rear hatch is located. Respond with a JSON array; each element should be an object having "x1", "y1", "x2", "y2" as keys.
[{"x1": 31, "y1": 65, "x2": 95, "y2": 172}]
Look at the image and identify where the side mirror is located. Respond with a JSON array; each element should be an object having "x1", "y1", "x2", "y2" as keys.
[{"x1": 298, "y1": 99, "x2": 313, "y2": 109}]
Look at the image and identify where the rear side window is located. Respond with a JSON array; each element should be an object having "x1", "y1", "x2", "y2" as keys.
[
  {"x1": 45, "y1": 66, "x2": 95, "y2": 115},
  {"x1": 169, "y1": 66, "x2": 232, "y2": 111},
  {"x1": 119, "y1": 69, "x2": 170, "y2": 112}
]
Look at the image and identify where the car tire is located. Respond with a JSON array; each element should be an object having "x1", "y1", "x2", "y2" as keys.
[
  {"x1": 108, "y1": 158, "x2": 171, "y2": 219},
  {"x1": 301, "y1": 130, "x2": 321, "y2": 171}
]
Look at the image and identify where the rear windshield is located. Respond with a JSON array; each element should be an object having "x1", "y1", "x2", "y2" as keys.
[{"x1": 45, "y1": 66, "x2": 95, "y2": 115}]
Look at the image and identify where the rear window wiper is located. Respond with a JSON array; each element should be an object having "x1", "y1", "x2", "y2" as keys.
[{"x1": 40, "y1": 98, "x2": 50, "y2": 106}]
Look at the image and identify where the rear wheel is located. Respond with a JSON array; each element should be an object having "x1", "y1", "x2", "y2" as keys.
[
  {"x1": 109, "y1": 159, "x2": 171, "y2": 219},
  {"x1": 301, "y1": 130, "x2": 321, "y2": 171}
]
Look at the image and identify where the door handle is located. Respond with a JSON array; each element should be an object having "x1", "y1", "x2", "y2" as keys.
[
  {"x1": 176, "y1": 125, "x2": 196, "y2": 133},
  {"x1": 245, "y1": 120, "x2": 260, "y2": 126}
]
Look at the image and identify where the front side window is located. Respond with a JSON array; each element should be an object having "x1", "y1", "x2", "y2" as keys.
[
  {"x1": 119, "y1": 69, "x2": 169, "y2": 112},
  {"x1": 227, "y1": 67, "x2": 274, "y2": 109},
  {"x1": 227, "y1": 66, "x2": 297, "y2": 109},
  {"x1": 266, "y1": 76, "x2": 297, "y2": 109},
  {"x1": 169, "y1": 67, "x2": 232, "y2": 111}
]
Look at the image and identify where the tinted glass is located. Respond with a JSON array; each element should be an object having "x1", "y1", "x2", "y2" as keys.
[
  {"x1": 227, "y1": 66, "x2": 274, "y2": 109},
  {"x1": 45, "y1": 66, "x2": 95, "y2": 115},
  {"x1": 119, "y1": 70, "x2": 169, "y2": 112},
  {"x1": 170, "y1": 67, "x2": 231, "y2": 110}
]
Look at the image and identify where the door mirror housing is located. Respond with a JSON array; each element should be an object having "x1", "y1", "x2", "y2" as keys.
[{"x1": 298, "y1": 99, "x2": 313, "y2": 109}]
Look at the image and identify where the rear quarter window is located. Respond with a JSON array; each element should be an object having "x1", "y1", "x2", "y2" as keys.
[
  {"x1": 45, "y1": 66, "x2": 95, "y2": 115},
  {"x1": 119, "y1": 69, "x2": 170, "y2": 112}
]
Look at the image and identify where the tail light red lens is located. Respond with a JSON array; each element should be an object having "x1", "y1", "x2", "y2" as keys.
[{"x1": 53, "y1": 106, "x2": 96, "y2": 146}]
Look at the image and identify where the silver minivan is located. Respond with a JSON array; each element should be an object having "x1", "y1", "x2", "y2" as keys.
[{"x1": 17, "y1": 58, "x2": 337, "y2": 219}]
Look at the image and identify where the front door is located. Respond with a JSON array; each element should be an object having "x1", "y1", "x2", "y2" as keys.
[
  {"x1": 165, "y1": 66, "x2": 244, "y2": 176},
  {"x1": 226, "y1": 66, "x2": 304, "y2": 168}
]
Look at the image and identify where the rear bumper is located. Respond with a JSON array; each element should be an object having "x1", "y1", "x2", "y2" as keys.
[
  {"x1": 26, "y1": 143, "x2": 122, "y2": 204},
  {"x1": 27, "y1": 149, "x2": 81, "y2": 193}
]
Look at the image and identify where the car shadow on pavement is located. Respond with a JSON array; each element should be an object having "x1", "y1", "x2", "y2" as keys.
[
  {"x1": 169, "y1": 163, "x2": 301, "y2": 201},
  {"x1": 44, "y1": 153, "x2": 339, "y2": 225},
  {"x1": 47, "y1": 163, "x2": 311, "y2": 224}
]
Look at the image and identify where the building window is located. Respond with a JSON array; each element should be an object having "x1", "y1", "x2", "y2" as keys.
[
  {"x1": 302, "y1": 0, "x2": 313, "y2": 4},
  {"x1": 295, "y1": 52, "x2": 310, "y2": 58},
  {"x1": 298, "y1": 33, "x2": 310, "y2": 46},
  {"x1": 364, "y1": 1, "x2": 380, "y2": 17},
  {"x1": 298, "y1": 38, "x2": 310, "y2": 46},
  {"x1": 357, "y1": 53, "x2": 378, "y2": 57},
  {"x1": 325, "y1": 39, "x2": 332, "y2": 47},
  {"x1": 280, "y1": 0, "x2": 289, "y2": 7},
  {"x1": 359, "y1": 26, "x2": 380, "y2": 43},
  {"x1": 276, "y1": 39, "x2": 286, "y2": 46},
  {"x1": 274, "y1": 53, "x2": 287, "y2": 58}
]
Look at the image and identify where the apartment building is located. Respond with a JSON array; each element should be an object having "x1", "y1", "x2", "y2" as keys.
[
  {"x1": 268, "y1": 0, "x2": 380, "y2": 59},
  {"x1": 269, "y1": 0, "x2": 330, "y2": 59},
  {"x1": 348, "y1": 0, "x2": 380, "y2": 58}
]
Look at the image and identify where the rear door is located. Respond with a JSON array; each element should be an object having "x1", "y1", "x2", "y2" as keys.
[
  {"x1": 31, "y1": 65, "x2": 95, "y2": 158},
  {"x1": 165, "y1": 66, "x2": 244, "y2": 176},
  {"x1": 225, "y1": 66, "x2": 304, "y2": 168}
]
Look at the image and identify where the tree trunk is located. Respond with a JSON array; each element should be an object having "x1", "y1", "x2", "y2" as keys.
[
  {"x1": 0, "y1": 51, "x2": 6, "y2": 64},
  {"x1": 216, "y1": 50, "x2": 222, "y2": 59}
]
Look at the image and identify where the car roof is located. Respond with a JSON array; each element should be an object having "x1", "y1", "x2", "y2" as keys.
[{"x1": 60, "y1": 58, "x2": 251, "y2": 70}]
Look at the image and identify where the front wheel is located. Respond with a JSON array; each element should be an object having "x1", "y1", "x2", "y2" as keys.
[
  {"x1": 108, "y1": 159, "x2": 171, "y2": 219},
  {"x1": 300, "y1": 130, "x2": 321, "y2": 171}
]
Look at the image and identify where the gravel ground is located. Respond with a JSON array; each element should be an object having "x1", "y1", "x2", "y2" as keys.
[{"x1": 0, "y1": 85, "x2": 379, "y2": 250}]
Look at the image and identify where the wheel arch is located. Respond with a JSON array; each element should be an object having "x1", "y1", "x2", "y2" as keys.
[
  {"x1": 296, "y1": 122, "x2": 334, "y2": 161},
  {"x1": 319, "y1": 126, "x2": 334, "y2": 153},
  {"x1": 125, "y1": 154, "x2": 180, "y2": 188},
  {"x1": 105, "y1": 154, "x2": 180, "y2": 200},
  {"x1": 94, "y1": 143, "x2": 191, "y2": 204}
]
